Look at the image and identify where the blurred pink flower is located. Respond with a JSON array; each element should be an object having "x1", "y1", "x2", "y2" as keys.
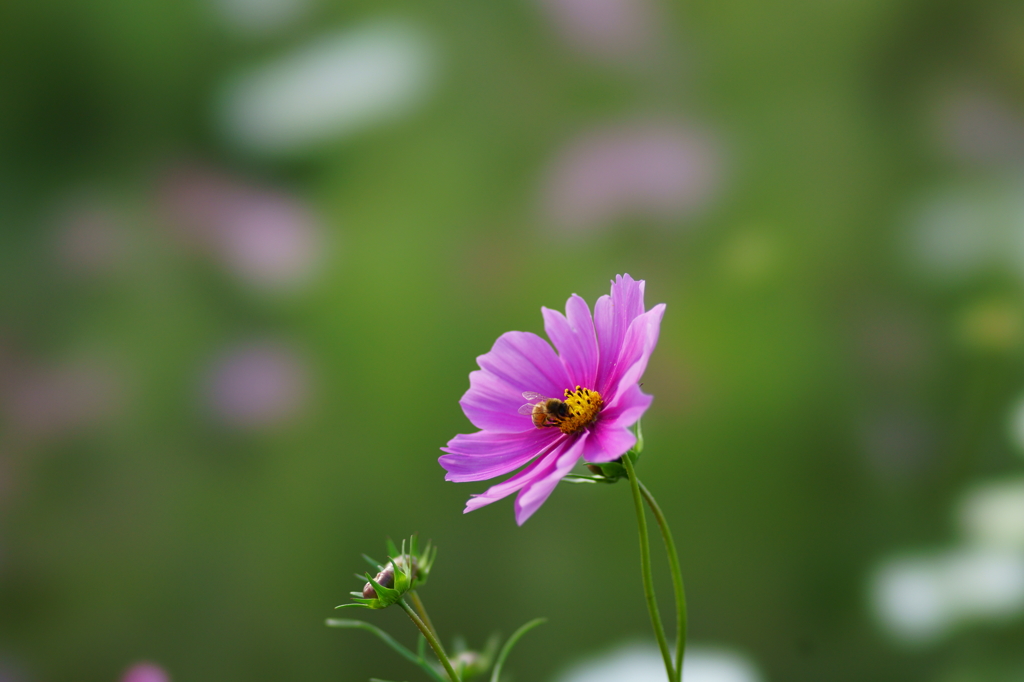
[
  {"x1": 159, "y1": 165, "x2": 323, "y2": 292},
  {"x1": 121, "y1": 663, "x2": 170, "y2": 682},
  {"x1": 541, "y1": 120, "x2": 723, "y2": 234},
  {"x1": 203, "y1": 340, "x2": 309, "y2": 429},
  {"x1": 933, "y1": 86, "x2": 1024, "y2": 165},
  {"x1": 0, "y1": 358, "x2": 122, "y2": 439},
  {"x1": 534, "y1": 0, "x2": 660, "y2": 63}
]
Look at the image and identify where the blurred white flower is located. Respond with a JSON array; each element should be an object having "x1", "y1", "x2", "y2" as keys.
[
  {"x1": 554, "y1": 642, "x2": 763, "y2": 682},
  {"x1": 218, "y1": 20, "x2": 435, "y2": 154},
  {"x1": 159, "y1": 165, "x2": 324, "y2": 292},
  {"x1": 202, "y1": 340, "x2": 309, "y2": 429},
  {"x1": 871, "y1": 548, "x2": 1024, "y2": 644},
  {"x1": 906, "y1": 188, "x2": 998, "y2": 281},
  {"x1": 905, "y1": 180, "x2": 1024, "y2": 284},
  {"x1": 959, "y1": 479, "x2": 1024, "y2": 549},
  {"x1": 121, "y1": 663, "x2": 170, "y2": 682},
  {"x1": 534, "y1": 0, "x2": 661, "y2": 64},
  {"x1": 541, "y1": 119, "x2": 723, "y2": 234},
  {"x1": 211, "y1": 0, "x2": 312, "y2": 35}
]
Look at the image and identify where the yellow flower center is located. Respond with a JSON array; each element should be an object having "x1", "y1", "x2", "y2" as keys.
[{"x1": 557, "y1": 386, "x2": 603, "y2": 435}]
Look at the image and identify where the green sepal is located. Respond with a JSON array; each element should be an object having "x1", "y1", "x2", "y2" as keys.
[
  {"x1": 366, "y1": 574, "x2": 402, "y2": 607},
  {"x1": 562, "y1": 474, "x2": 614, "y2": 484}
]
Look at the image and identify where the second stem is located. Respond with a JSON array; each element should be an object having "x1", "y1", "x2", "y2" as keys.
[{"x1": 622, "y1": 453, "x2": 675, "y2": 681}]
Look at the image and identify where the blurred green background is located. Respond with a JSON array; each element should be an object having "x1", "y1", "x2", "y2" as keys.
[{"x1": 4, "y1": 0, "x2": 1024, "y2": 680}]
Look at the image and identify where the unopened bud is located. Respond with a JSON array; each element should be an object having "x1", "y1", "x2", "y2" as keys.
[{"x1": 361, "y1": 555, "x2": 416, "y2": 599}]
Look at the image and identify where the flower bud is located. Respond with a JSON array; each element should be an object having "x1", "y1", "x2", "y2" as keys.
[{"x1": 338, "y1": 536, "x2": 435, "y2": 610}]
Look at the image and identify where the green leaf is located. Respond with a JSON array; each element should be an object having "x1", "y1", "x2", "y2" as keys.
[
  {"x1": 489, "y1": 618, "x2": 546, "y2": 682},
  {"x1": 325, "y1": 619, "x2": 448, "y2": 682}
]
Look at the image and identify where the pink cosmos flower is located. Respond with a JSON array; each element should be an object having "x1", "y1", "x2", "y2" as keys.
[
  {"x1": 120, "y1": 663, "x2": 170, "y2": 682},
  {"x1": 441, "y1": 274, "x2": 665, "y2": 524}
]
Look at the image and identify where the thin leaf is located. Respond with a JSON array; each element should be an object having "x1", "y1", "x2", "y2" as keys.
[
  {"x1": 326, "y1": 619, "x2": 448, "y2": 682},
  {"x1": 490, "y1": 618, "x2": 546, "y2": 682}
]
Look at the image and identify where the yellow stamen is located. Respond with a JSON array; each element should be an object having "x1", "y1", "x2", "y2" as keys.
[{"x1": 558, "y1": 385, "x2": 603, "y2": 435}]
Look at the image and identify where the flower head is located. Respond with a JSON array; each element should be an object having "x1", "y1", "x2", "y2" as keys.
[
  {"x1": 440, "y1": 274, "x2": 665, "y2": 524},
  {"x1": 337, "y1": 536, "x2": 436, "y2": 610}
]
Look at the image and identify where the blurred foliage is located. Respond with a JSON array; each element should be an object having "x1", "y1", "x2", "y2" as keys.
[{"x1": 3, "y1": 0, "x2": 1024, "y2": 681}]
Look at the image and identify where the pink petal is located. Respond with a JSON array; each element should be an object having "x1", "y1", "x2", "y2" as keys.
[
  {"x1": 602, "y1": 382, "x2": 654, "y2": 428},
  {"x1": 607, "y1": 303, "x2": 666, "y2": 398},
  {"x1": 463, "y1": 440, "x2": 571, "y2": 513},
  {"x1": 542, "y1": 293, "x2": 598, "y2": 388},
  {"x1": 594, "y1": 274, "x2": 646, "y2": 394},
  {"x1": 477, "y1": 331, "x2": 571, "y2": 401},
  {"x1": 440, "y1": 428, "x2": 563, "y2": 482},
  {"x1": 582, "y1": 422, "x2": 637, "y2": 463},
  {"x1": 513, "y1": 432, "x2": 589, "y2": 524},
  {"x1": 459, "y1": 370, "x2": 538, "y2": 433}
]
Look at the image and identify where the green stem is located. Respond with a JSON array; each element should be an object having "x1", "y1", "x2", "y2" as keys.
[
  {"x1": 399, "y1": 599, "x2": 461, "y2": 682},
  {"x1": 640, "y1": 481, "x2": 686, "y2": 682},
  {"x1": 409, "y1": 590, "x2": 442, "y2": 651},
  {"x1": 622, "y1": 453, "x2": 674, "y2": 681}
]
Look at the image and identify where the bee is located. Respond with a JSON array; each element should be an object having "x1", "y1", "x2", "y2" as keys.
[{"x1": 518, "y1": 391, "x2": 570, "y2": 428}]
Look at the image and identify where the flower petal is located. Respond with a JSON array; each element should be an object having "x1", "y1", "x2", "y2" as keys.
[
  {"x1": 542, "y1": 294, "x2": 599, "y2": 389},
  {"x1": 477, "y1": 331, "x2": 571, "y2": 401},
  {"x1": 608, "y1": 303, "x2": 666, "y2": 398},
  {"x1": 513, "y1": 431, "x2": 588, "y2": 524},
  {"x1": 601, "y1": 381, "x2": 653, "y2": 428},
  {"x1": 440, "y1": 428, "x2": 563, "y2": 482},
  {"x1": 582, "y1": 422, "x2": 637, "y2": 463},
  {"x1": 463, "y1": 438, "x2": 572, "y2": 513},
  {"x1": 459, "y1": 369, "x2": 536, "y2": 433},
  {"x1": 594, "y1": 274, "x2": 646, "y2": 394}
]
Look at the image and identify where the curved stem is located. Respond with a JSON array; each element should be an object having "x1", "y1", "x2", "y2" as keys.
[
  {"x1": 622, "y1": 454, "x2": 674, "y2": 681},
  {"x1": 409, "y1": 590, "x2": 442, "y2": 648},
  {"x1": 399, "y1": 599, "x2": 461, "y2": 682},
  {"x1": 640, "y1": 481, "x2": 687, "y2": 682}
]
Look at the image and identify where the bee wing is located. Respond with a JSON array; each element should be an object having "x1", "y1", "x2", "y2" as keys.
[
  {"x1": 518, "y1": 403, "x2": 538, "y2": 415},
  {"x1": 521, "y1": 391, "x2": 549, "y2": 401}
]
